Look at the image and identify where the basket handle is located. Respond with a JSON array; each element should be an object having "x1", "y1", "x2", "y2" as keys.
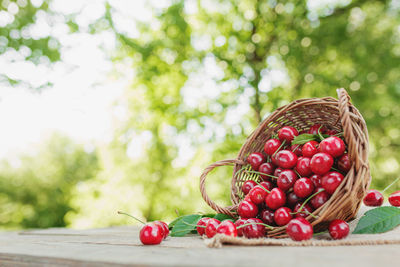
[{"x1": 199, "y1": 159, "x2": 245, "y2": 217}]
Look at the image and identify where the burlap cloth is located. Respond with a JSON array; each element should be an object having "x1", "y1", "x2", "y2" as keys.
[{"x1": 205, "y1": 205, "x2": 400, "y2": 248}]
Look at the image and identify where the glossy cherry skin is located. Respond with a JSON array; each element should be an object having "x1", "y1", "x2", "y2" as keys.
[
  {"x1": 196, "y1": 217, "x2": 211, "y2": 236},
  {"x1": 274, "y1": 167, "x2": 284, "y2": 178},
  {"x1": 264, "y1": 139, "x2": 282, "y2": 155},
  {"x1": 242, "y1": 180, "x2": 257, "y2": 195},
  {"x1": 287, "y1": 192, "x2": 303, "y2": 208},
  {"x1": 238, "y1": 200, "x2": 259, "y2": 218},
  {"x1": 338, "y1": 153, "x2": 351, "y2": 172},
  {"x1": 328, "y1": 219, "x2": 349, "y2": 240},
  {"x1": 290, "y1": 144, "x2": 303, "y2": 156},
  {"x1": 321, "y1": 171, "x2": 344, "y2": 195},
  {"x1": 310, "y1": 152, "x2": 334, "y2": 175},
  {"x1": 234, "y1": 218, "x2": 247, "y2": 237},
  {"x1": 260, "y1": 181, "x2": 274, "y2": 191},
  {"x1": 278, "y1": 126, "x2": 299, "y2": 143},
  {"x1": 319, "y1": 136, "x2": 346, "y2": 158},
  {"x1": 260, "y1": 209, "x2": 275, "y2": 225},
  {"x1": 266, "y1": 188, "x2": 286, "y2": 210},
  {"x1": 216, "y1": 220, "x2": 237, "y2": 237},
  {"x1": 140, "y1": 223, "x2": 164, "y2": 245},
  {"x1": 277, "y1": 169, "x2": 297, "y2": 192},
  {"x1": 363, "y1": 190, "x2": 384, "y2": 207},
  {"x1": 310, "y1": 174, "x2": 322, "y2": 188},
  {"x1": 243, "y1": 218, "x2": 265, "y2": 239},
  {"x1": 205, "y1": 218, "x2": 221, "y2": 238},
  {"x1": 275, "y1": 150, "x2": 298, "y2": 169},
  {"x1": 308, "y1": 124, "x2": 327, "y2": 135},
  {"x1": 286, "y1": 217, "x2": 313, "y2": 241},
  {"x1": 259, "y1": 162, "x2": 275, "y2": 181},
  {"x1": 154, "y1": 221, "x2": 169, "y2": 239},
  {"x1": 274, "y1": 207, "x2": 292, "y2": 226},
  {"x1": 249, "y1": 185, "x2": 269, "y2": 205},
  {"x1": 389, "y1": 191, "x2": 400, "y2": 207},
  {"x1": 295, "y1": 157, "x2": 312, "y2": 177},
  {"x1": 294, "y1": 203, "x2": 314, "y2": 218},
  {"x1": 310, "y1": 188, "x2": 330, "y2": 209},
  {"x1": 294, "y1": 178, "x2": 315, "y2": 198},
  {"x1": 247, "y1": 152, "x2": 266, "y2": 171},
  {"x1": 302, "y1": 141, "x2": 319, "y2": 158}
]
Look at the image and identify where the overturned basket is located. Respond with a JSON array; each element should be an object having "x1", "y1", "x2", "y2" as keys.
[{"x1": 200, "y1": 88, "x2": 371, "y2": 238}]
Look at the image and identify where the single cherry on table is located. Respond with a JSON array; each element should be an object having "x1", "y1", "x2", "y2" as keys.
[
  {"x1": 389, "y1": 191, "x2": 400, "y2": 207},
  {"x1": 363, "y1": 189, "x2": 384, "y2": 207},
  {"x1": 328, "y1": 219, "x2": 349, "y2": 240}
]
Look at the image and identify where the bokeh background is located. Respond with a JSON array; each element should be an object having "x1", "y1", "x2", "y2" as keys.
[{"x1": 1, "y1": 0, "x2": 400, "y2": 230}]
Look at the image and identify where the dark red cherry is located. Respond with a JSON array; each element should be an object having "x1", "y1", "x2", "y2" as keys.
[
  {"x1": 278, "y1": 126, "x2": 299, "y2": 143},
  {"x1": 294, "y1": 203, "x2": 314, "y2": 218},
  {"x1": 310, "y1": 152, "x2": 334, "y2": 175},
  {"x1": 238, "y1": 200, "x2": 259, "y2": 218},
  {"x1": 274, "y1": 167, "x2": 284, "y2": 178},
  {"x1": 294, "y1": 178, "x2": 315, "y2": 198},
  {"x1": 287, "y1": 192, "x2": 303, "y2": 208},
  {"x1": 196, "y1": 217, "x2": 211, "y2": 236},
  {"x1": 275, "y1": 150, "x2": 298, "y2": 169},
  {"x1": 277, "y1": 169, "x2": 297, "y2": 192},
  {"x1": 140, "y1": 223, "x2": 164, "y2": 245},
  {"x1": 338, "y1": 153, "x2": 351, "y2": 172},
  {"x1": 310, "y1": 174, "x2": 322, "y2": 188},
  {"x1": 302, "y1": 141, "x2": 319, "y2": 158},
  {"x1": 260, "y1": 209, "x2": 275, "y2": 225},
  {"x1": 243, "y1": 218, "x2": 265, "y2": 239},
  {"x1": 325, "y1": 130, "x2": 338, "y2": 136},
  {"x1": 328, "y1": 219, "x2": 349, "y2": 240},
  {"x1": 242, "y1": 180, "x2": 257, "y2": 195},
  {"x1": 154, "y1": 221, "x2": 169, "y2": 239},
  {"x1": 389, "y1": 191, "x2": 400, "y2": 207},
  {"x1": 260, "y1": 181, "x2": 274, "y2": 191},
  {"x1": 264, "y1": 139, "x2": 282, "y2": 155},
  {"x1": 234, "y1": 218, "x2": 247, "y2": 237},
  {"x1": 274, "y1": 207, "x2": 292, "y2": 226},
  {"x1": 259, "y1": 162, "x2": 275, "y2": 181},
  {"x1": 290, "y1": 144, "x2": 303, "y2": 156},
  {"x1": 249, "y1": 185, "x2": 269, "y2": 205},
  {"x1": 205, "y1": 218, "x2": 221, "y2": 238},
  {"x1": 286, "y1": 217, "x2": 313, "y2": 241},
  {"x1": 295, "y1": 157, "x2": 312, "y2": 177},
  {"x1": 247, "y1": 152, "x2": 266, "y2": 171},
  {"x1": 266, "y1": 188, "x2": 286, "y2": 210},
  {"x1": 319, "y1": 136, "x2": 346, "y2": 158},
  {"x1": 310, "y1": 188, "x2": 330, "y2": 209},
  {"x1": 363, "y1": 190, "x2": 384, "y2": 207},
  {"x1": 321, "y1": 171, "x2": 344, "y2": 194},
  {"x1": 308, "y1": 124, "x2": 327, "y2": 135},
  {"x1": 216, "y1": 220, "x2": 237, "y2": 237}
]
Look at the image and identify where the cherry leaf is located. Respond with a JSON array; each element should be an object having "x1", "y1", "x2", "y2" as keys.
[{"x1": 353, "y1": 206, "x2": 400, "y2": 234}]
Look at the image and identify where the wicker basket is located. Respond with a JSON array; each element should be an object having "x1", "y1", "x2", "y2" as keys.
[{"x1": 200, "y1": 88, "x2": 371, "y2": 238}]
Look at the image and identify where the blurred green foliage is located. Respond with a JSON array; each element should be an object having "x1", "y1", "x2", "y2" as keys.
[{"x1": 1, "y1": 0, "x2": 400, "y2": 229}]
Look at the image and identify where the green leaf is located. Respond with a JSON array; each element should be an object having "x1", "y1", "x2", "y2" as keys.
[
  {"x1": 213, "y1": 213, "x2": 234, "y2": 221},
  {"x1": 170, "y1": 214, "x2": 203, "y2": 237},
  {"x1": 292, "y1": 134, "x2": 317, "y2": 145},
  {"x1": 353, "y1": 206, "x2": 400, "y2": 234}
]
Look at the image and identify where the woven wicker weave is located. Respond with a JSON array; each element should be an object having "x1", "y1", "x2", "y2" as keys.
[{"x1": 200, "y1": 88, "x2": 371, "y2": 238}]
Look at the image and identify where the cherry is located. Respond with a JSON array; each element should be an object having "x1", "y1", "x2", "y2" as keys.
[
  {"x1": 321, "y1": 171, "x2": 344, "y2": 194},
  {"x1": 266, "y1": 188, "x2": 286, "y2": 210},
  {"x1": 247, "y1": 152, "x2": 266, "y2": 171},
  {"x1": 363, "y1": 190, "x2": 384, "y2": 207},
  {"x1": 243, "y1": 218, "x2": 266, "y2": 239},
  {"x1": 328, "y1": 219, "x2": 349, "y2": 240},
  {"x1": 286, "y1": 217, "x2": 313, "y2": 241},
  {"x1": 275, "y1": 150, "x2": 298, "y2": 169},
  {"x1": 277, "y1": 169, "x2": 297, "y2": 192},
  {"x1": 319, "y1": 136, "x2": 346, "y2": 158},
  {"x1": 294, "y1": 178, "x2": 315, "y2": 198},
  {"x1": 302, "y1": 141, "x2": 319, "y2": 158},
  {"x1": 274, "y1": 207, "x2": 292, "y2": 226},
  {"x1": 259, "y1": 162, "x2": 275, "y2": 181},
  {"x1": 310, "y1": 174, "x2": 322, "y2": 188},
  {"x1": 287, "y1": 192, "x2": 303, "y2": 208},
  {"x1": 325, "y1": 130, "x2": 338, "y2": 136},
  {"x1": 295, "y1": 157, "x2": 312, "y2": 177},
  {"x1": 216, "y1": 220, "x2": 237, "y2": 237},
  {"x1": 294, "y1": 203, "x2": 314, "y2": 218},
  {"x1": 249, "y1": 185, "x2": 269, "y2": 205},
  {"x1": 140, "y1": 223, "x2": 164, "y2": 245},
  {"x1": 310, "y1": 152, "x2": 334, "y2": 175},
  {"x1": 389, "y1": 191, "x2": 400, "y2": 207},
  {"x1": 274, "y1": 167, "x2": 284, "y2": 178},
  {"x1": 242, "y1": 180, "x2": 257, "y2": 195},
  {"x1": 264, "y1": 139, "x2": 282, "y2": 156},
  {"x1": 196, "y1": 217, "x2": 211, "y2": 236},
  {"x1": 260, "y1": 181, "x2": 274, "y2": 191},
  {"x1": 154, "y1": 221, "x2": 169, "y2": 239},
  {"x1": 338, "y1": 153, "x2": 351, "y2": 173},
  {"x1": 260, "y1": 209, "x2": 275, "y2": 225},
  {"x1": 290, "y1": 144, "x2": 303, "y2": 156},
  {"x1": 308, "y1": 124, "x2": 327, "y2": 135},
  {"x1": 205, "y1": 218, "x2": 221, "y2": 238},
  {"x1": 238, "y1": 200, "x2": 259, "y2": 218},
  {"x1": 310, "y1": 188, "x2": 330, "y2": 209},
  {"x1": 234, "y1": 218, "x2": 247, "y2": 237},
  {"x1": 278, "y1": 126, "x2": 299, "y2": 143}
]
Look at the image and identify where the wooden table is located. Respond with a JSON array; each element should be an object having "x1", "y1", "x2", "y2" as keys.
[{"x1": 1, "y1": 226, "x2": 400, "y2": 266}]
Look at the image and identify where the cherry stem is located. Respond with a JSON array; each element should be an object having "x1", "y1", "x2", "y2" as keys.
[
  {"x1": 317, "y1": 125, "x2": 325, "y2": 141},
  {"x1": 313, "y1": 231, "x2": 328, "y2": 236},
  {"x1": 244, "y1": 170, "x2": 278, "y2": 179},
  {"x1": 117, "y1": 211, "x2": 146, "y2": 225},
  {"x1": 294, "y1": 170, "x2": 302, "y2": 178},
  {"x1": 252, "y1": 180, "x2": 271, "y2": 193},
  {"x1": 294, "y1": 189, "x2": 325, "y2": 219},
  {"x1": 333, "y1": 132, "x2": 343, "y2": 137},
  {"x1": 331, "y1": 166, "x2": 342, "y2": 173},
  {"x1": 237, "y1": 222, "x2": 275, "y2": 230},
  {"x1": 234, "y1": 165, "x2": 251, "y2": 179},
  {"x1": 382, "y1": 176, "x2": 400, "y2": 193},
  {"x1": 182, "y1": 221, "x2": 204, "y2": 228},
  {"x1": 272, "y1": 140, "x2": 286, "y2": 157},
  {"x1": 291, "y1": 144, "x2": 300, "y2": 153}
]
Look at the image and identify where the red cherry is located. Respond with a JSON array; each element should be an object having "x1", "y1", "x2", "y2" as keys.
[
  {"x1": 310, "y1": 174, "x2": 322, "y2": 188},
  {"x1": 277, "y1": 169, "x2": 297, "y2": 192},
  {"x1": 139, "y1": 223, "x2": 164, "y2": 245},
  {"x1": 275, "y1": 150, "x2": 298, "y2": 169},
  {"x1": 294, "y1": 178, "x2": 315, "y2": 198},
  {"x1": 326, "y1": 130, "x2": 338, "y2": 136},
  {"x1": 249, "y1": 185, "x2": 269, "y2": 205},
  {"x1": 338, "y1": 153, "x2": 351, "y2": 172},
  {"x1": 363, "y1": 190, "x2": 384, "y2": 207},
  {"x1": 319, "y1": 136, "x2": 346, "y2": 158},
  {"x1": 290, "y1": 144, "x2": 303, "y2": 156},
  {"x1": 247, "y1": 152, "x2": 266, "y2": 171},
  {"x1": 308, "y1": 124, "x2": 327, "y2": 135},
  {"x1": 310, "y1": 188, "x2": 330, "y2": 209},
  {"x1": 302, "y1": 141, "x2": 319, "y2": 158},
  {"x1": 264, "y1": 139, "x2": 282, "y2": 155},
  {"x1": 274, "y1": 207, "x2": 292, "y2": 226},
  {"x1": 310, "y1": 152, "x2": 334, "y2": 175},
  {"x1": 238, "y1": 200, "x2": 259, "y2": 218},
  {"x1": 328, "y1": 219, "x2": 349, "y2": 240},
  {"x1": 205, "y1": 218, "x2": 221, "y2": 238},
  {"x1": 196, "y1": 217, "x2": 211, "y2": 236},
  {"x1": 278, "y1": 126, "x2": 299, "y2": 143},
  {"x1": 287, "y1": 192, "x2": 303, "y2": 208},
  {"x1": 260, "y1": 209, "x2": 275, "y2": 225},
  {"x1": 266, "y1": 188, "x2": 286, "y2": 210},
  {"x1": 274, "y1": 167, "x2": 284, "y2": 178},
  {"x1": 260, "y1": 181, "x2": 274, "y2": 191},
  {"x1": 216, "y1": 220, "x2": 237, "y2": 237},
  {"x1": 295, "y1": 157, "x2": 312, "y2": 177},
  {"x1": 243, "y1": 218, "x2": 265, "y2": 239},
  {"x1": 242, "y1": 180, "x2": 257, "y2": 195},
  {"x1": 234, "y1": 218, "x2": 247, "y2": 237},
  {"x1": 154, "y1": 221, "x2": 169, "y2": 239},
  {"x1": 286, "y1": 217, "x2": 313, "y2": 241},
  {"x1": 321, "y1": 171, "x2": 344, "y2": 194},
  {"x1": 294, "y1": 203, "x2": 314, "y2": 218},
  {"x1": 389, "y1": 191, "x2": 400, "y2": 207},
  {"x1": 259, "y1": 162, "x2": 275, "y2": 181}
]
